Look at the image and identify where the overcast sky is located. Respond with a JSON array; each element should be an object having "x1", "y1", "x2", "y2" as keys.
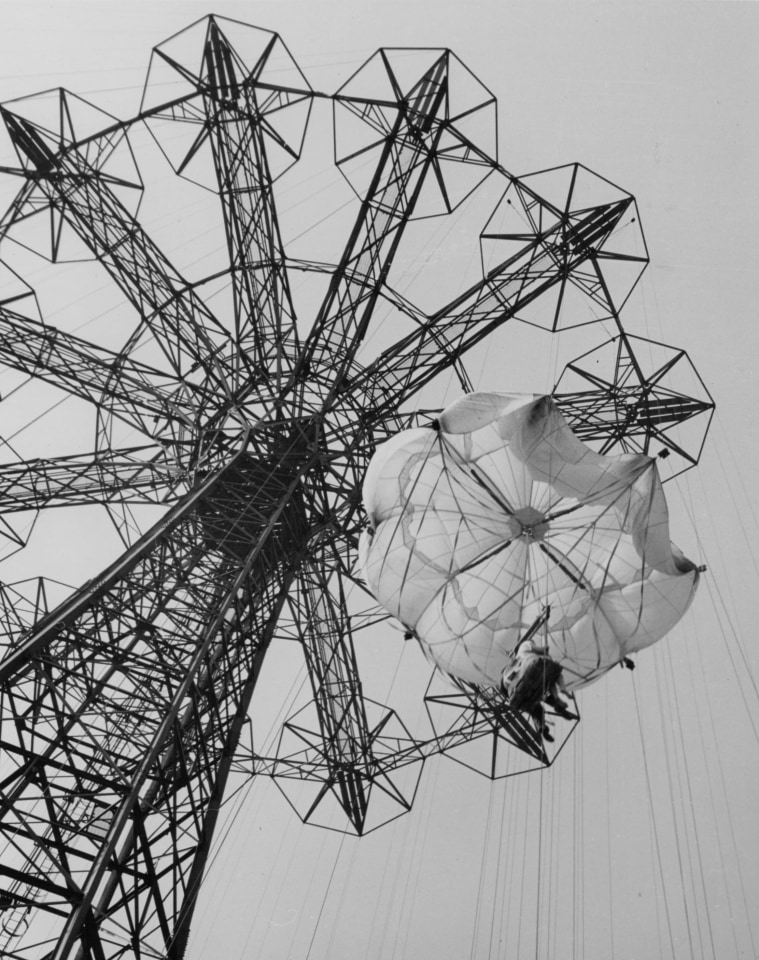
[{"x1": 1, "y1": 2, "x2": 758, "y2": 959}]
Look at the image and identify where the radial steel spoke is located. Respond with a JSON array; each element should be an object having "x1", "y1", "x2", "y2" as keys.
[
  {"x1": 296, "y1": 53, "x2": 450, "y2": 401},
  {"x1": 0, "y1": 307, "x2": 192, "y2": 437},
  {"x1": 289, "y1": 563, "x2": 374, "y2": 832},
  {"x1": 355, "y1": 198, "x2": 632, "y2": 417},
  {"x1": 145, "y1": 21, "x2": 310, "y2": 391},
  {"x1": 202, "y1": 25, "x2": 304, "y2": 384},
  {"x1": 1, "y1": 105, "x2": 234, "y2": 408},
  {"x1": 0, "y1": 447, "x2": 179, "y2": 513}
]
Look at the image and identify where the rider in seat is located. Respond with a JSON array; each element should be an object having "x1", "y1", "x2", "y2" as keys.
[{"x1": 501, "y1": 626, "x2": 577, "y2": 741}]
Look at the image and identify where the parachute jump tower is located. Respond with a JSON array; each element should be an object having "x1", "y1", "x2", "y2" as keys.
[{"x1": 0, "y1": 17, "x2": 713, "y2": 960}]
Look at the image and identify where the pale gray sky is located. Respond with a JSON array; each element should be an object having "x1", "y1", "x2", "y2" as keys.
[{"x1": 1, "y1": 2, "x2": 758, "y2": 958}]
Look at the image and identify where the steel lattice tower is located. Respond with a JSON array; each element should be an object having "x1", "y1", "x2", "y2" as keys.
[{"x1": 0, "y1": 17, "x2": 714, "y2": 959}]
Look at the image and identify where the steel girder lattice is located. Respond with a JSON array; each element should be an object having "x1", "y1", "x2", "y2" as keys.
[{"x1": 0, "y1": 15, "x2": 714, "y2": 960}]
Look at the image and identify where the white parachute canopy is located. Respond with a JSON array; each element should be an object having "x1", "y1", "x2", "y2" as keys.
[{"x1": 360, "y1": 393, "x2": 699, "y2": 691}]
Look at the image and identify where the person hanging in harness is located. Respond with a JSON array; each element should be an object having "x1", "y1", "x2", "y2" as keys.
[{"x1": 501, "y1": 608, "x2": 577, "y2": 742}]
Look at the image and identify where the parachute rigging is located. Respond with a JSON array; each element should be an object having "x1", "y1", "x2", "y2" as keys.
[{"x1": 361, "y1": 392, "x2": 699, "y2": 731}]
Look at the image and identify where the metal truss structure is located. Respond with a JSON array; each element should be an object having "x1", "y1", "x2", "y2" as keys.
[{"x1": 0, "y1": 16, "x2": 714, "y2": 960}]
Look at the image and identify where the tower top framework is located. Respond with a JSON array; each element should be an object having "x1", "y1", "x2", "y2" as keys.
[{"x1": 0, "y1": 15, "x2": 713, "y2": 959}]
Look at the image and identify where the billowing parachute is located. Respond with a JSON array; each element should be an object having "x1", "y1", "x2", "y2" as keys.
[{"x1": 360, "y1": 393, "x2": 699, "y2": 692}]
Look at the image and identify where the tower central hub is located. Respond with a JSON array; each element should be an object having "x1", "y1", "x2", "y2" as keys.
[{"x1": 199, "y1": 416, "x2": 319, "y2": 562}]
